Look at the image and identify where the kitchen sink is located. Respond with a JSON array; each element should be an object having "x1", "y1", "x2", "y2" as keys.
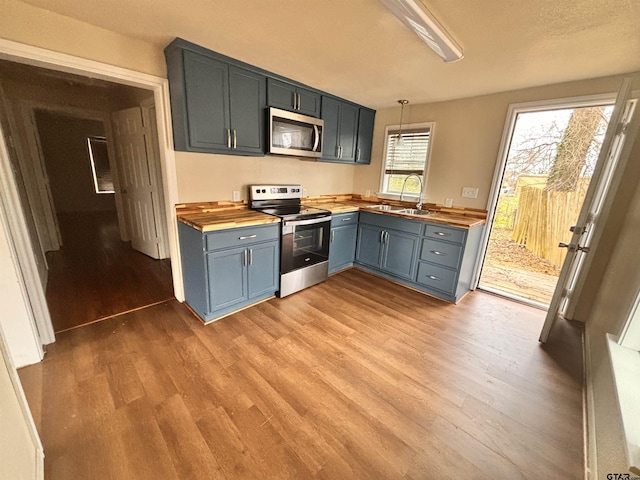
[
  {"x1": 397, "y1": 208, "x2": 436, "y2": 216},
  {"x1": 365, "y1": 204, "x2": 404, "y2": 212}
]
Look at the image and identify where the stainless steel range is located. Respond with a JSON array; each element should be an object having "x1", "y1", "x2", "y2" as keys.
[{"x1": 249, "y1": 184, "x2": 332, "y2": 297}]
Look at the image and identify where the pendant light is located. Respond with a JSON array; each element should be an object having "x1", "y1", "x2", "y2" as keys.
[{"x1": 396, "y1": 99, "x2": 409, "y2": 145}]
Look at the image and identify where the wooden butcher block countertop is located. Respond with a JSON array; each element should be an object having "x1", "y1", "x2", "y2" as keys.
[
  {"x1": 176, "y1": 195, "x2": 486, "y2": 232},
  {"x1": 176, "y1": 202, "x2": 279, "y2": 232},
  {"x1": 305, "y1": 195, "x2": 486, "y2": 229}
]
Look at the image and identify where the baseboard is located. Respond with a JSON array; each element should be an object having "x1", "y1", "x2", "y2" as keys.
[{"x1": 583, "y1": 327, "x2": 597, "y2": 480}]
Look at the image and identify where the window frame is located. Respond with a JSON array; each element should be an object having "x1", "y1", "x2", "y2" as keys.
[
  {"x1": 87, "y1": 136, "x2": 115, "y2": 194},
  {"x1": 378, "y1": 121, "x2": 435, "y2": 201}
]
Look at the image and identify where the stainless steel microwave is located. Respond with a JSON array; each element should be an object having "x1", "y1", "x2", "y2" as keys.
[{"x1": 268, "y1": 107, "x2": 324, "y2": 158}]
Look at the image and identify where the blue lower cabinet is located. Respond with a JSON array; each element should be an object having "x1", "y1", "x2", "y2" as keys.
[
  {"x1": 355, "y1": 221, "x2": 419, "y2": 281},
  {"x1": 207, "y1": 246, "x2": 248, "y2": 311},
  {"x1": 355, "y1": 212, "x2": 484, "y2": 303},
  {"x1": 329, "y1": 225, "x2": 358, "y2": 273},
  {"x1": 178, "y1": 222, "x2": 279, "y2": 323},
  {"x1": 381, "y1": 230, "x2": 419, "y2": 280}
]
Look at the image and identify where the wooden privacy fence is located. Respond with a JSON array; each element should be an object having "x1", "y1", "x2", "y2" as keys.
[{"x1": 511, "y1": 179, "x2": 589, "y2": 268}]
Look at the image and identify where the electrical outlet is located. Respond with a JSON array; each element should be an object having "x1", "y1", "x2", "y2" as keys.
[
  {"x1": 302, "y1": 188, "x2": 308, "y2": 198},
  {"x1": 232, "y1": 190, "x2": 241, "y2": 202},
  {"x1": 461, "y1": 187, "x2": 479, "y2": 199},
  {"x1": 445, "y1": 198, "x2": 453, "y2": 208},
  {"x1": 365, "y1": 189, "x2": 371, "y2": 198}
]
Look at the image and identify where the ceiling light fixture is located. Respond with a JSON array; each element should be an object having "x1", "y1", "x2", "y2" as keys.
[{"x1": 378, "y1": 0, "x2": 463, "y2": 62}]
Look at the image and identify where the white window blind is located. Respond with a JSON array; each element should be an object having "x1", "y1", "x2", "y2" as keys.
[
  {"x1": 381, "y1": 126, "x2": 431, "y2": 196},
  {"x1": 87, "y1": 137, "x2": 114, "y2": 194}
]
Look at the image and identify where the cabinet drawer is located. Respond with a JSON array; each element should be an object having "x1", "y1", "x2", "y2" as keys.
[
  {"x1": 359, "y1": 212, "x2": 422, "y2": 235},
  {"x1": 416, "y1": 262, "x2": 457, "y2": 294},
  {"x1": 205, "y1": 224, "x2": 279, "y2": 251},
  {"x1": 331, "y1": 212, "x2": 359, "y2": 227},
  {"x1": 419, "y1": 239, "x2": 462, "y2": 269},
  {"x1": 424, "y1": 224, "x2": 466, "y2": 244}
]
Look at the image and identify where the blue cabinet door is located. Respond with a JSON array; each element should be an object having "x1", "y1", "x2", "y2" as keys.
[
  {"x1": 321, "y1": 96, "x2": 341, "y2": 161},
  {"x1": 229, "y1": 66, "x2": 266, "y2": 155},
  {"x1": 183, "y1": 51, "x2": 230, "y2": 151},
  {"x1": 356, "y1": 108, "x2": 375, "y2": 164},
  {"x1": 381, "y1": 230, "x2": 419, "y2": 281},
  {"x1": 296, "y1": 86, "x2": 321, "y2": 117},
  {"x1": 356, "y1": 224, "x2": 384, "y2": 268},
  {"x1": 207, "y1": 247, "x2": 248, "y2": 312},
  {"x1": 338, "y1": 102, "x2": 359, "y2": 162},
  {"x1": 248, "y1": 241, "x2": 279, "y2": 299},
  {"x1": 267, "y1": 78, "x2": 320, "y2": 117},
  {"x1": 329, "y1": 224, "x2": 358, "y2": 273}
]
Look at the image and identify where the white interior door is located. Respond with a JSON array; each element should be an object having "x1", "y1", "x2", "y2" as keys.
[
  {"x1": 112, "y1": 107, "x2": 160, "y2": 259},
  {"x1": 539, "y1": 79, "x2": 636, "y2": 342}
]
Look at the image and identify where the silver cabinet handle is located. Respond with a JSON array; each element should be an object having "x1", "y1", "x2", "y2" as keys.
[
  {"x1": 431, "y1": 250, "x2": 446, "y2": 256},
  {"x1": 249, "y1": 248, "x2": 253, "y2": 265},
  {"x1": 356, "y1": 148, "x2": 361, "y2": 162},
  {"x1": 293, "y1": 92, "x2": 297, "y2": 110},
  {"x1": 385, "y1": 231, "x2": 389, "y2": 243},
  {"x1": 341, "y1": 217, "x2": 351, "y2": 222},
  {"x1": 380, "y1": 230, "x2": 384, "y2": 243},
  {"x1": 233, "y1": 129, "x2": 237, "y2": 149},
  {"x1": 427, "y1": 275, "x2": 442, "y2": 281},
  {"x1": 434, "y1": 231, "x2": 451, "y2": 237},
  {"x1": 243, "y1": 249, "x2": 248, "y2": 266},
  {"x1": 239, "y1": 234, "x2": 257, "y2": 240},
  {"x1": 331, "y1": 230, "x2": 335, "y2": 243},
  {"x1": 298, "y1": 93, "x2": 302, "y2": 111},
  {"x1": 227, "y1": 128, "x2": 231, "y2": 149}
]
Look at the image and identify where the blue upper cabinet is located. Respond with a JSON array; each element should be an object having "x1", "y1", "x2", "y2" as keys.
[
  {"x1": 267, "y1": 78, "x2": 321, "y2": 117},
  {"x1": 229, "y1": 66, "x2": 266, "y2": 154},
  {"x1": 321, "y1": 96, "x2": 359, "y2": 163},
  {"x1": 356, "y1": 108, "x2": 375, "y2": 164},
  {"x1": 165, "y1": 38, "x2": 374, "y2": 160},
  {"x1": 183, "y1": 52, "x2": 230, "y2": 151},
  {"x1": 165, "y1": 40, "x2": 266, "y2": 156}
]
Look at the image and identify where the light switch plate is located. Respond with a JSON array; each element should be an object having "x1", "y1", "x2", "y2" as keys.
[
  {"x1": 303, "y1": 188, "x2": 308, "y2": 198},
  {"x1": 365, "y1": 189, "x2": 371, "y2": 198},
  {"x1": 232, "y1": 190, "x2": 241, "y2": 202},
  {"x1": 445, "y1": 198, "x2": 453, "y2": 207},
  {"x1": 461, "y1": 187, "x2": 479, "y2": 199}
]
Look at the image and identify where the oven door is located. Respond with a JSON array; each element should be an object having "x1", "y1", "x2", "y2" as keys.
[{"x1": 281, "y1": 217, "x2": 331, "y2": 274}]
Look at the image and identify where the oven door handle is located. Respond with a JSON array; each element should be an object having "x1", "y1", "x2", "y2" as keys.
[{"x1": 283, "y1": 216, "x2": 331, "y2": 227}]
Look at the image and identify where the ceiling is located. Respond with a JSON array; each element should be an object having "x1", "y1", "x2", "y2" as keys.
[{"x1": 15, "y1": 0, "x2": 640, "y2": 109}]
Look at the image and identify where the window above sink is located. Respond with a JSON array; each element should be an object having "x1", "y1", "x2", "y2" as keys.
[{"x1": 378, "y1": 122, "x2": 434, "y2": 202}]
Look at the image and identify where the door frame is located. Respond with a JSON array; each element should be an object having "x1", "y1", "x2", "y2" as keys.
[
  {"x1": 22, "y1": 102, "x2": 131, "y2": 243},
  {"x1": 471, "y1": 92, "x2": 618, "y2": 295},
  {"x1": 0, "y1": 38, "x2": 183, "y2": 357}
]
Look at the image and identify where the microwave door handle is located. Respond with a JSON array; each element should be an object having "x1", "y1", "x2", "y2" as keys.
[{"x1": 312, "y1": 125, "x2": 320, "y2": 152}]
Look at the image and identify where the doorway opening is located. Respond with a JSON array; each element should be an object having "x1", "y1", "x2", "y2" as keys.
[
  {"x1": 478, "y1": 99, "x2": 614, "y2": 307},
  {"x1": 0, "y1": 60, "x2": 173, "y2": 333}
]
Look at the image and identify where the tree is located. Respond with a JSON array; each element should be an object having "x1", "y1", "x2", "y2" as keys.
[{"x1": 545, "y1": 106, "x2": 605, "y2": 192}]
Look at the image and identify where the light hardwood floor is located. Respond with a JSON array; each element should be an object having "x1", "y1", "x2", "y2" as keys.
[
  {"x1": 19, "y1": 268, "x2": 584, "y2": 479},
  {"x1": 45, "y1": 211, "x2": 174, "y2": 332}
]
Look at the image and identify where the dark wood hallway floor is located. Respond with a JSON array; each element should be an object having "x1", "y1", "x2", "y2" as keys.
[
  {"x1": 45, "y1": 211, "x2": 173, "y2": 332},
  {"x1": 20, "y1": 268, "x2": 584, "y2": 479}
]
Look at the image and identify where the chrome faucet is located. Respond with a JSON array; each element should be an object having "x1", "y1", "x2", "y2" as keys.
[{"x1": 400, "y1": 174, "x2": 423, "y2": 210}]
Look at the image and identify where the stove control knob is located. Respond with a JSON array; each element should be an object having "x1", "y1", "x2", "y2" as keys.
[
  {"x1": 261, "y1": 189, "x2": 266, "y2": 193},
  {"x1": 255, "y1": 189, "x2": 260, "y2": 193}
]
